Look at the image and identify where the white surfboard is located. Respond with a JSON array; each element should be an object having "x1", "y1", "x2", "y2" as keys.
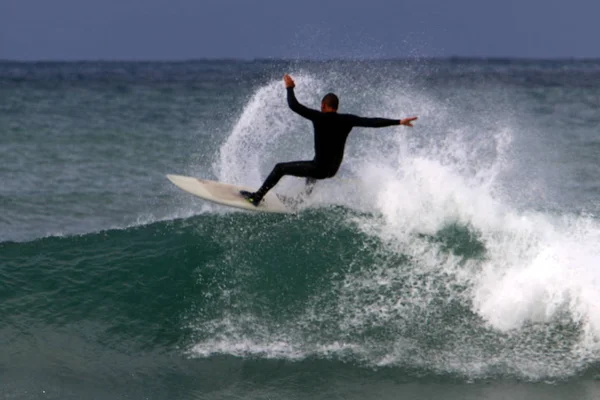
[{"x1": 166, "y1": 174, "x2": 292, "y2": 214}]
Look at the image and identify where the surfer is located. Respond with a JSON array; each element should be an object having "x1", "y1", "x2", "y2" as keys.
[{"x1": 241, "y1": 74, "x2": 417, "y2": 206}]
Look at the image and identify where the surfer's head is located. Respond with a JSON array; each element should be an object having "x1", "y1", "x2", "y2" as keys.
[{"x1": 321, "y1": 93, "x2": 339, "y2": 113}]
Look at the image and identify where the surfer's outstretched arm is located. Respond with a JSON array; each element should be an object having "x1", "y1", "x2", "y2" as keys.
[
  {"x1": 284, "y1": 75, "x2": 321, "y2": 121},
  {"x1": 348, "y1": 115, "x2": 418, "y2": 128}
]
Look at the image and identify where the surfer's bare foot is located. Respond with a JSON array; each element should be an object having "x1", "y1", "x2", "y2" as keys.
[{"x1": 240, "y1": 190, "x2": 261, "y2": 207}]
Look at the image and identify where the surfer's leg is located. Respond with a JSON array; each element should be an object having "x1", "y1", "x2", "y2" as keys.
[
  {"x1": 258, "y1": 161, "x2": 321, "y2": 195},
  {"x1": 243, "y1": 161, "x2": 323, "y2": 205}
]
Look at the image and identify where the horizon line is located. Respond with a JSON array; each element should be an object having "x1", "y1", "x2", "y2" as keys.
[{"x1": 1, "y1": 56, "x2": 600, "y2": 63}]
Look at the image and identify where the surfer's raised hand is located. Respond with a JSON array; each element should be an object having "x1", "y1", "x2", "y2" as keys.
[
  {"x1": 283, "y1": 74, "x2": 295, "y2": 89},
  {"x1": 400, "y1": 117, "x2": 418, "y2": 127}
]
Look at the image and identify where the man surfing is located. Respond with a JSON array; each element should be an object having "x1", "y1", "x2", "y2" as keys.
[{"x1": 241, "y1": 74, "x2": 418, "y2": 206}]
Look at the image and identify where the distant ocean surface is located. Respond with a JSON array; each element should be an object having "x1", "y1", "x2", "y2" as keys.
[{"x1": 2, "y1": 59, "x2": 600, "y2": 399}]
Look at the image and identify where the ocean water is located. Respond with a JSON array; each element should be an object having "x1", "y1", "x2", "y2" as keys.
[{"x1": 1, "y1": 59, "x2": 600, "y2": 399}]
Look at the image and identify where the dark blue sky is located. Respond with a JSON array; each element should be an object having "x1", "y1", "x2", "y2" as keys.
[{"x1": 1, "y1": 0, "x2": 598, "y2": 60}]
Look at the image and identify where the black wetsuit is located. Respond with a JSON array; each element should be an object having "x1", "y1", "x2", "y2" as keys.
[{"x1": 252, "y1": 87, "x2": 400, "y2": 200}]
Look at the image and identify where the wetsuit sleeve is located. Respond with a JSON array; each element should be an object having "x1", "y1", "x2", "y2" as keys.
[
  {"x1": 347, "y1": 115, "x2": 400, "y2": 128},
  {"x1": 287, "y1": 88, "x2": 321, "y2": 121}
]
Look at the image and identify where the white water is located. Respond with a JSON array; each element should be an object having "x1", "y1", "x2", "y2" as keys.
[{"x1": 195, "y1": 72, "x2": 600, "y2": 380}]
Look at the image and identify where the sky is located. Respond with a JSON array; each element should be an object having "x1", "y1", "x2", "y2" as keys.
[{"x1": 1, "y1": 0, "x2": 599, "y2": 60}]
